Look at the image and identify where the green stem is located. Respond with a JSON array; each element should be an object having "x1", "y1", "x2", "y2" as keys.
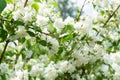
[{"x1": 76, "y1": 0, "x2": 87, "y2": 21}]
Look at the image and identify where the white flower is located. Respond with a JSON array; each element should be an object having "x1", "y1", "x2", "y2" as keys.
[
  {"x1": 43, "y1": 62, "x2": 58, "y2": 80},
  {"x1": 54, "y1": 18, "x2": 64, "y2": 32},
  {"x1": 23, "y1": 70, "x2": 28, "y2": 80},
  {"x1": 109, "y1": 31, "x2": 119, "y2": 41},
  {"x1": 23, "y1": 12, "x2": 33, "y2": 23},
  {"x1": 15, "y1": 55, "x2": 24, "y2": 70},
  {"x1": 28, "y1": 59, "x2": 37, "y2": 65},
  {"x1": 12, "y1": 9, "x2": 24, "y2": 21},
  {"x1": 38, "y1": 3, "x2": 51, "y2": 16},
  {"x1": 0, "y1": 63, "x2": 9, "y2": 74},
  {"x1": 113, "y1": 72, "x2": 120, "y2": 80},
  {"x1": 47, "y1": 36, "x2": 59, "y2": 54},
  {"x1": 36, "y1": 15, "x2": 49, "y2": 26},
  {"x1": 64, "y1": 16, "x2": 74, "y2": 25},
  {"x1": 76, "y1": 74, "x2": 81, "y2": 80},
  {"x1": 54, "y1": 18, "x2": 65, "y2": 33},
  {"x1": 74, "y1": 22, "x2": 82, "y2": 31},
  {"x1": 30, "y1": 63, "x2": 44, "y2": 76},
  {"x1": 57, "y1": 60, "x2": 69, "y2": 73},
  {"x1": 2, "y1": 4, "x2": 14, "y2": 14},
  {"x1": 67, "y1": 62, "x2": 76, "y2": 73},
  {"x1": 15, "y1": 70, "x2": 23, "y2": 80},
  {"x1": 36, "y1": 77, "x2": 41, "y2": 80},
  {"x1": 100, "y1": 64, "x2": 109, "y2": 73},
  {"x1": 73, "y1": 53, "x2": 89, "y2": 67},
  {"x1": 22, "y1": 7, "x2": 35, "y2": 23},
  {"x1": 103, "y1": 54, "x2": 112, "y2": 64},
  {"x1": 39, "y1": 55, "x2": 50, "y2": 63},
  {"x1": 111, "y1": 63, "x2": 120, "y2": 72},
  {"x1": 94, "y1": 12, "x2": 104, "y2": 22},
  {"x1": 9, "y1": 26, "x2": 28, "y2": 40}
]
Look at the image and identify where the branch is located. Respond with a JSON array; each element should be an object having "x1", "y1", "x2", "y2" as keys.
[
  {"x1": 96, "y1": 4, "x2": 120, "y2": 36},
  {"x1": 0, "y1": 40, "x2": 10, "y2": 63},
  {"x1": 24, "y1": 0, "x2": 28, "y2": 7},
  {"x1": 102, "y1": 4, "x2": 120, "y2": 27},
  {"x1": 76, "y1": 0, "x2": 87, "y2": 21}
]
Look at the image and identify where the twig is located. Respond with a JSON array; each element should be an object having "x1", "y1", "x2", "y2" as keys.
[
  {"x1": 76, "y1": 0, "x2": 87, "y2": 21},
  {"x1": 0, "y1": 40, "x2": 10, "y2": 63},
  {"x1": 96, "y1": 4, "x2": 120, "y2": 36},
  {"x1": 102, "y1": 4, "x2": 120, "y2": 27},
  {"x1": 24, "y1": 0, "x2": 28, "y2": 7}
]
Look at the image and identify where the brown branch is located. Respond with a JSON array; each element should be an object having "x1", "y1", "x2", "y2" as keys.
[
  {"x1": 24, "y1": 0, "x2": 28, "y2": 7},
  {"x1": 76, "y1": 0, "x2": 87, "y2": 21},
  {"x1": 0, "y1": 40, "x2": 10, "y2": 63},
  {"x1": 102, "y1": 4, "x2": 120, "y2": 27}
]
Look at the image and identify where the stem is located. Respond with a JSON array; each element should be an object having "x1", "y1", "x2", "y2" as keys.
[
  {"x1": 24, "y1": 0, "x2": 28, "y2": 7},
  {"x1": 0, "y1": 40, "x2": 10, "y2": 63},
  {"x1": 96, "y1": 4, "x2": 120, "y2": 36},
  {"x1": 76, "y1": 0, "x2": 87, "y2": 21},
  {"x1": 102, "y1": 4, "x2": 120, "y2": 27}
]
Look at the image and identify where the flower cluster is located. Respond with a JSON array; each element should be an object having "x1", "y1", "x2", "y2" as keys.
[{"x1": 0, "y1": 0, "x2": 120, "y2": 80}]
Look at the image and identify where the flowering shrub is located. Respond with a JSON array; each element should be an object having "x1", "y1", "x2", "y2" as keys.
[{"x1": 0, "y1": 0, "x2": 120, "y2": 80}]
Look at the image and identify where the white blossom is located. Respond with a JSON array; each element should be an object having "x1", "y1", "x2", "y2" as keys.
[{"x1": 36, "y1": 15, "x2": 49, "y2": 26}]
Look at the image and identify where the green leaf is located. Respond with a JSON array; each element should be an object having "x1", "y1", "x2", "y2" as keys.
[
  {"x1": 0, "y1": 0, "x2": 7, "y2": 13},
  {"x1": 32, "y1": 3, "x2": 39, "y2": 12},
  {"x1": 61, "y1": 34, "x2": 74, "y2": 42},
  {"x1": 49, "y1": 1, "x2": 58, "y2": 7},
  {"x1": 100, "y1": 11, "x2": 104, "y2": 15},
  {"x1": 26, "y1": 40, "x2": 31, "y2": 49},
  {"x1": 5, "y1": 0, "x2": 14, "y2": 3},
  {"x1": 18, "y1": 37, "x2": 25, "y2": 43},
  {"x1": 0, "y1": 22, "x2": 3, "y2": 29},
  {"x1": 27, "y1": 31, "x2": 35, "y2": 37},
  {"x1": 1, "y1": 74, "x2": 6, "y2": 80},
  {"x1": 0, "y1": 29, "x2": 7, "y2": 42},
  {"x1": 34, "y1": 0, "x2": 40, "y2": 2},
  {"x1": 93, "y1": 28, "x2": 98, "y2": 32},
  {"x1": 39, "y1": 40, "x2": 47, "y2": 46},
  {"x1": 107, "y1": 46, "x2": 112, "y2": 53},
  {"x1": 33, "y1": 25, "x2": 42, "y2": 32},
  {"x1": 14, "y1": 20, "x2": 24, "y2": 26},
  {"x1": 96, "y1": 41, "x2": 102, "y2": 45},
  {"x1": 57, "y1": 46, "x2": 64, "y2": 54},
  {"x1": 81, "y1": 34, "x2": 87, "y2": 40},
  {"x1": 61, "y1": 24, "x2": 75, "y2": 34},
  {"x1": 34, "y1": 0, "x2": 43, "y2": 2}
]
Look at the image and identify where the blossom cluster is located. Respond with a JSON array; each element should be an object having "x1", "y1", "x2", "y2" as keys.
[{"x1": 0, "y1": 0, "x2": 120, "y2": 80}]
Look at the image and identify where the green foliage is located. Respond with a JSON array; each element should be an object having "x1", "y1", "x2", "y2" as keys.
[
  {"x1": 32, "y1": 3, "x2": 39, "y2": 12},
  {"x1": 33, "y1": 25, "x2": 42, "y2": 32},
  {"x1": 49, "y1": 1, "x2": 58, "y2": 7},
  {"x1": 0, "y1": 28, "x2": 8, "y2": 42},
  {"x1": 27, "y1": 31, "x2": 35, "y2": 37},
  {"x1": 37, "y1": 39, "x2": 47, "y2": 46},
  {"x1": 0, "y1": 0, "x2": 7, "y2": 13},
  {"x1": 0, "y1": 74, "x2": 6, "y2": 80},
  {"x1": 5, "y1": 0, "x2": 14, "y2": 3},
  {"x1": 61, "y1": 24, "x2": 75, "y2": 34},
  {"x1": 61, "y1": 33, "x2": 75, "y2": 42}
]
